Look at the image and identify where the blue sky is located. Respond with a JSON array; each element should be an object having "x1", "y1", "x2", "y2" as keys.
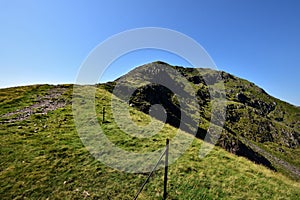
[{"x1": 0, "y1": 0, "x2": 299, "y2": 106}]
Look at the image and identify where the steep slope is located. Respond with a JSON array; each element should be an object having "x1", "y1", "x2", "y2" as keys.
[
  {"x1": 1, "y1": 84, "x2": 300, "y2": 199},
  {"x1": 106, "y1": 61, "x2": 300, "y2": 179}
]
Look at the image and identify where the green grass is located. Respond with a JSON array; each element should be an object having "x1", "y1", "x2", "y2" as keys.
[
  {"x1": 1, "y1": 85, "x2": 300, "y2": 199},
  {"x1": 0, "y1": 84, "x2": 51, "y2": 115}
]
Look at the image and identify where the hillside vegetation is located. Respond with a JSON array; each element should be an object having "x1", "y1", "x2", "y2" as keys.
[
  {"x1": 1, "y1": 81, "x2": 300, "y2": 199},
  {"x1": 110, "y1": 62, "x2": 300, "y2": 179}
]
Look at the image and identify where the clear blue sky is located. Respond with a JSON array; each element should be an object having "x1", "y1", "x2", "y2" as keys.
[{"x1": 1, "y1": 0, "x2": 299, "y2": 106}]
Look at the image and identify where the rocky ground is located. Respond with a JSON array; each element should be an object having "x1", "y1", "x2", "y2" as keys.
[{"x1": 0, "y1": 87, "x2": 67, "y2": 123}]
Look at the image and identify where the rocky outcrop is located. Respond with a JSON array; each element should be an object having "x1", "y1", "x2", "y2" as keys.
[{"x1": 218, "y1": 133, "x2": 276, "y2": 170}]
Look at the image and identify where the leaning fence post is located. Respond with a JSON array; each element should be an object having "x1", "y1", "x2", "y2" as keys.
[{"x1": 163, "y1": 138, "x2": 169, "y2": 199}]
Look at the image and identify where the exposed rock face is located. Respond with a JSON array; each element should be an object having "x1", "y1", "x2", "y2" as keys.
[
  {"x1": 188, "y1": 76, "x2": 204, "y2": 84},
  {"x1": 236, "y1": 92, "x2": 249, "y2": 103},
  {"x1": 218, "y1": 133, "x2": 276, "y2": 170},
  {"x1": 129, "y1": 84, "x2": 181, "y2": 129}
]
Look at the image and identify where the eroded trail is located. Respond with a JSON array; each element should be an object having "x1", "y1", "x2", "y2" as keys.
[{"x1": 0, "y1": 87, "x2": 68, "y2": 123}]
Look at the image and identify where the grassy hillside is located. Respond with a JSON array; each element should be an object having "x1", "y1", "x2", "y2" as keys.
[{"x1": 1, "y1": 84, "x2": 300, "y2": 199}]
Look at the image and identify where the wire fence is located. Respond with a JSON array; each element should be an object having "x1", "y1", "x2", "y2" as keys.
[{"x1": 133, "y1": 139, "x2": 169, "y2": 200}]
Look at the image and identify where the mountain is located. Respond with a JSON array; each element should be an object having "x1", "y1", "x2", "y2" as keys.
[
  {"x1": 0, "y1": 62, "x2": 299, "y2": 199},
  {"x1": 105, "y1": 61, "x2": 300, "y2": 178}
]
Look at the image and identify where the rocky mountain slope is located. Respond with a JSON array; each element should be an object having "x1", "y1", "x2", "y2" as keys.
[{"x1": 105, "y1": 61, "x2": 300, "y2": 179}]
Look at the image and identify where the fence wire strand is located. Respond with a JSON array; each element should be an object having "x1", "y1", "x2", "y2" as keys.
[{"x1": 133, "y1": 146, "x2": 168, "y2": 200}]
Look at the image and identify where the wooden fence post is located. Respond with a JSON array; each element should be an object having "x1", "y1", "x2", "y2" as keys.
[
  {"x1": 133, "y1": 138, "x2": 169, "y2": 200},
  {"x1": 102, "y1": 107, "x2": 105, "y2": 122},
  {"x1": 163, "y1": 139, "x2": 169, "y2": 199}
]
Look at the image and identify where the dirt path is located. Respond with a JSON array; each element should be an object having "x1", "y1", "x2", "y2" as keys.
[{"x1": 0, "y1": 87, "x2": 68, "y2": 123}]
